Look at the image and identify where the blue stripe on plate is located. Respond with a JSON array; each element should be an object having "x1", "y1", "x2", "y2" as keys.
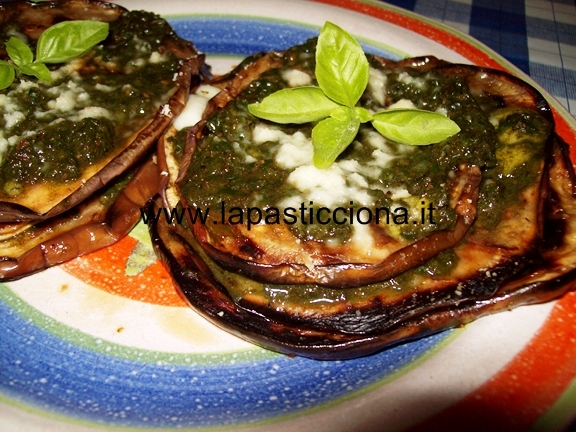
[
  {"x1": 168, "y1": 17, "x2": 318, "y2": 57},
  {"x1": 167, "y1": 17, "x2": 398, "y2": 59},
  {"x1": 0, "y1": 290, "x2": 450, "y2": 428}
]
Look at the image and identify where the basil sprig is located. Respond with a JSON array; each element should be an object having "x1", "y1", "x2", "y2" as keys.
[
  {"x1": 0, "y1": 20, "x2": 109, "y2": 90},
  {"x1": 248, "y1": 22, "x2": 461, "y2": 168}
]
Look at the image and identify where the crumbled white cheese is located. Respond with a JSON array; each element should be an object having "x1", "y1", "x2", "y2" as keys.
[
  {"x1": 388, "y1": 188, "x2": 411, "y2": 199},
  {"x1": 252, "y1": 124, "x2": 285, "y2": 144},
  {"x1": 350, "y1": 223, "x2": 374, "y2": 251},
  {"x1": 173, "y1": 85, "x2": 221, "y2": 130},
  {"x1": 49, "y1": 91, "x2": 77, "y2": 112},
  {"x1": 4, "y1": 111, "x2": 25, "y2": 130},
  {"x1": 279, "y1": 193, "x2": 304, "y2": 212},
  {"x1": 125, "y1": 58, "x2": 147, "y2": 73},
  {"x1": 16, "y1": 80, "x2": 39, "y2": 92},
  {"x1": 282, "y1": 69, "x2": 312, "y2": 87},
  {"x1": 337, "y1": 159, "x2": 362, "y2": 173},
  {"x1": 338, "y1": 158, "x2": 380, "y2": 181},
  {"x1": 348, "y1": 172, "x2": 369, "y2": 189},
  {"x1": 251, "y1": 124, "x2": 415, "y2": 213},
  {"x1": 95, "y1": 83, "x2": 116, "y2": 93},
  {"x1": 365, "y1": 129, "x2": 414, "y2": 155},
  {"x1": 367, "y1": 68, "x2": 387, "y2": 106},
  {"x1": 436, "y1": 107, "x2": 448, "y2": 116},
  {"x1": 284, "y1": 164, "x2": 373, "y2": 209},
  {"x1": 252, "y1": 124, "x2": 314, "y2": 169},
  {"x1": 133, "y1": 36, "x2": 149, "y2": 54},
  {"x1": 364, "y1": 130, "x2": 387, "y2": 151},
  {"x1": 273, "y1": 135, "x2": 313, "y2": 169},
  {"x1": 388, "y1": 98, "x2": 417, "y2": 110},
  {"x1": 49, "y1": 58, "x2": 83, "y2": 81},
  {"x1": 74, "y1": 106, "x2": 112, "y2": 121},
  {"x1": 369, "y1": 149, "x2": 397, "y2": 168},
  {"x1": 47, "y1": 81, "x2": 90, "y2": 112},
  {"x1": 397, "y1": 71, "x2": 427, "y2": 89},
  {"x1": 0, "y1": 94, "x2": 20, "y2": 113},
  {"x1": 149, "y1": 51, "x2": 167, "y2": 64},
  {"x1": 232, "y1": 142, "x2": 257, "y2": 163}
]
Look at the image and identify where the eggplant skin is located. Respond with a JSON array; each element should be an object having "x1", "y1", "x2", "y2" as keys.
[
  {"x1": 0, "y1": 157, "x2": 160, "y2": 281},
  {"x1": 151, "y1": 49, "x2": 576, "y2": 359}
]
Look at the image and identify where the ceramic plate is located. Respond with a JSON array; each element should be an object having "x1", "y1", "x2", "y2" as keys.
[{"x1": 2, "y1": 1, "x2": 576, "y2": 431}]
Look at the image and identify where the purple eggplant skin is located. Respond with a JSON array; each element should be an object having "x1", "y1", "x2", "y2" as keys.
[
  {"x1": 0, "y1": 157, "x2": 160, "y2": 281},
  {"x1": 0, "y1": 0, "x2": 205, "y2": 223}
]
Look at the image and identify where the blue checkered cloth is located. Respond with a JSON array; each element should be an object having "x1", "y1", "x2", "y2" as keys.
[{"x1": 381, "y1": 0, "x2": 576, "y2": 115}]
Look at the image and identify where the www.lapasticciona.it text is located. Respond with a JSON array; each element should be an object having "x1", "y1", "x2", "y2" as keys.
[{"x1": 140, "y1": 201, "x2": 437, "y2": 231}]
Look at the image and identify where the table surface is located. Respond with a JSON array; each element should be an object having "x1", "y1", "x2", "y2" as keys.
[{"x1": 381, "y1": 0, "x2": 576, "y2": 116}]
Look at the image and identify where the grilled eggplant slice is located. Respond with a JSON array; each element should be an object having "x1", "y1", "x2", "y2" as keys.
[
  {"x1": 0, "y1": 0, "x2": 204, "y2": 220},
  {"x1": 152, "y1": 39, "x2": 576, "y2": 359},
  {"x1": 0, "y1": 0, "x2": 205, "y2": 280},
  {"x1": 0, "y1": 157, "x2": 159, "y2": 280}
]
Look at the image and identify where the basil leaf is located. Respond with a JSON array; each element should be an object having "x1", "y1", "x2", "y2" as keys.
[
  {"x1": 6, "y1": 36, "x2": 34, "y2": 67},
  {"x1": 0, "y1": 61, "x2": 15, "y2": 90},
  {"x1": 329, "y1": 105, "x2": 351, "y2": 122},
  {"x1": 312, "y1": 110, "x2": 360, "y2": 168},
  {"x1": 371, "y1": 109, "x2": 461, "y2": 145},
  {"x1": 20, "y1": 62, "x2": 52, "y2": 83},
  {"x1": 315, "y1": 21, "x2": 369, "y2": 107},
  {"x1": 354, "y1": 106, "x2": 373, "y2": 123},
  {"x1": 36, "y1": 20, "x2": 109, "y2": 64},
  {"x1": 248, "y1": 87, "x2": 340, "y2": 124}
]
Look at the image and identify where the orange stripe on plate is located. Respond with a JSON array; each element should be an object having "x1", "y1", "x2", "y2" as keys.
[
  {"x1": 407, "y1": 292, "x2": 576, "y2": 431},
  {"x1": 62, "y1": 235, "x2": 187, "y2": 307}
]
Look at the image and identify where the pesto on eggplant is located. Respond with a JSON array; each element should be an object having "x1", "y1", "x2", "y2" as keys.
[
  {"x1": 0, "y1": 10, "x2": 181, "y2": 197},
  {"x1": 179, "y1": 39, "x2": 551, "y2": 244},
  {"x1": 152, "y1": 28, "x2": 573, "y2": 358}
]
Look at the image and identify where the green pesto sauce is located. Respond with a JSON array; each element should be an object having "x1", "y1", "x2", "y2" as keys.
[
  {"x1": 181, "y1": 40, "x2": 316, "y2": 204},
  {"x1": 183, "y1": 217, "x2": 456, "y2": 309},
  {"x1": 476, "y1": 109, "x2": 550, "y2": 229},
  {"x1": 0, "y1": 11, "x2": 180, "y2": 197},
  {"x1": 2, "y1": 118, "x2": 114, "y2": 193},
  {"x1": 179, "y1": 39, "x2": 552, "y2": 304},
  {"x1": 181, "y1": 39, "x2": 546, "y2": 243}
]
